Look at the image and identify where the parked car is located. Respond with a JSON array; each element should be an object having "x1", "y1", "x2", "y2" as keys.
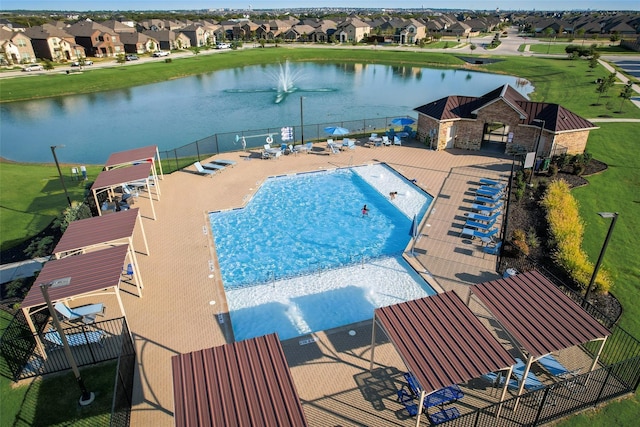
[
  {"x1": 22, "y1": 64, "x2": 44, "y2": 72},
  {"x1": 215, "y1": 42, "x2": 231, "y2": 49},
  {"x1": 153, "y1": 51, "x2": 169, "y2": 57},
  {"x1": 125, "y1": 54, "x2": 139, "y2": 61},
  {"x1": 70, "y1": 60, "x2": 93, "y2": 66}
]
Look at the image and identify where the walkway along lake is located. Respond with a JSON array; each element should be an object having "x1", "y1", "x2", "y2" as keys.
[{"x1": 0, "y1": 62, "x2": 532, "y2": 164}]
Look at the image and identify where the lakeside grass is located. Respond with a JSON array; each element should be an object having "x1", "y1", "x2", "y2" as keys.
[{"x1": 1, "y1": 48, "x2": 639, "y2": 426}]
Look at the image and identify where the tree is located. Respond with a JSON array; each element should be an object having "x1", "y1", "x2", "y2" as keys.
[
  {"x1": 43, "y1": 60, "x2": 54, "y2": 71},
  {"x1": 594, "y1": 73, "x2": 615, "y2": 105},
  {"x1": 116, "y1": 53, "x2": 126, "y2": 64},
  {"x1": 543, "y1": 28, "x2": 554, "y2": 54},
  {"x1": 576, "y1": 28, "x2": 585, "y2": 45},
  {"x1": 618, "y1": 82, "x2": 633, "y2": 113}
]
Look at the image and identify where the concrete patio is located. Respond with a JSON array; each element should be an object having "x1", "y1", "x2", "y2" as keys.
[{"x1": 119, "y1": 139, "x2": 516, "y2": 425}]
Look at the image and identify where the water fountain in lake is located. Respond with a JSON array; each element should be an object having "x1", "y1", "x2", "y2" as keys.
[{"x1": 225, "y1": 60, "x2": 335, "y2": 104}]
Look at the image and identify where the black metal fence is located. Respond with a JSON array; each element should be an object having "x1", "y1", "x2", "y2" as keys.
[
  {"x1": 110, "y1": 319, "x2": 136, "y2": 427},
  {"x1": 441, "y1": 341, "x2": 640, "y2": 426},
  {"x1": 158, "y1": 115, "x2": 417, "y2": 172}
]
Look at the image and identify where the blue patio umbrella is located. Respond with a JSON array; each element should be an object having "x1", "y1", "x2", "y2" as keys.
[
  {"x1": 391, "y1": 117, "x2": 416, "y2": 126},
  {"x1": 324, "y1": 126, "x2": 350, "y2": 136}
]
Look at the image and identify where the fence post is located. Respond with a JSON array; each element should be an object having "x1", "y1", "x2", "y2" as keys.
[
  {"x1": 196, "y1": 139, "x2": 201, "y2": 161},
  {"x1": 595, "y1": 366, "x2": 612, "y2": 405},
  {"x1": 532, "y1": 387, "x2": 551, "y2": 426},
  {"x1": 173, "y1": 150, "x2": 179, "y2": 171}
]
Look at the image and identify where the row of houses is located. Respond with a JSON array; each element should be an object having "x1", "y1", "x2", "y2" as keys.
[
  {"x1": 0, "y1": 14, "x2": 504, "y2": 65},
  {"x1": 1, "y1": 10, "x2": 638, "y2": 65}
]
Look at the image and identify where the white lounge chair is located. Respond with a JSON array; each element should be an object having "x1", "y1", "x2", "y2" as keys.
[
  {"x1": 201, "y1": 162, "x2": 226, "y2": 172},
  {"x1": 327, "y1": 139, "x2": 340, "y2": 154},
  {"x1": 293, "y1": 142, "x2": 312, "y2": 154},
  {"x1": 212, "y1": 159, "x2": 236, "y2": 167},
  {"x1": 382, "y1": 136, "x2": 390, "y2": 146},
  {"x1": 393, "y1": 135, "x2": 402, "y2": 146},
  {"x1": 193, "y1": 161, "x2": 216, "y2": 176},
  {"x1": 54, "y1": 302, "x2": 104, "y2": 324}
]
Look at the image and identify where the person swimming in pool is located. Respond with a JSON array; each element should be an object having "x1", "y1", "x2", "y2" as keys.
[
  {"x1": 389, "y1": 191, "x2": 398, "y2": 200},
  {"x1": 361, "y1": 204, "x2": 369, "y2": 216}
]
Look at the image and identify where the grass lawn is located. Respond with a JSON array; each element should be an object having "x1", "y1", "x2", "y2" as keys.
[
  {"x1": 555, "y1": 123, "x2": 640, "y2": 426},
  {"x1": 0, "y1": 163, "x2": 103, "y2": 251}
]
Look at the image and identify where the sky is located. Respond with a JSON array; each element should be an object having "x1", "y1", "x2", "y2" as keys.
[{"x1": 1, "y1": 1, "x2": 638, "y2": 12}]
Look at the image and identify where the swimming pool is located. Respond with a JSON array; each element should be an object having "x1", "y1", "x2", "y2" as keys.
[{"x1": 209, "y1": 164, "x2": 435, "y2": 340}]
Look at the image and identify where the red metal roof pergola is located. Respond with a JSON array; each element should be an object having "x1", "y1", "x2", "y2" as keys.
[
  {"x1": 370, "y1": 291, "x2": 515, "y2": 425},
  {"x1": 171, "y1": 333, "x2": 308, "y2": 427},
  {"x1": 470, "y1": 269, "x2": 611, "y2": 405},
  {"x1": 104, "y1": 144, "x2": 164, "y2": 179},
  {"x1": 91, "y1": 163, "x2": 159, "y2": 219},
  {"x1": 21, "y1": 245, "x2": 132, "y2": 354}
]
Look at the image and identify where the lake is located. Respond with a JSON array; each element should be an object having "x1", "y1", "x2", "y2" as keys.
[{"x1": 0, "y1": 62, "x2": 532, "y2": 164}]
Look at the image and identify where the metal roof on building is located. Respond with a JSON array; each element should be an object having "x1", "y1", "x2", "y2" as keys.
[
  {"x1": 91, "y1": 163, "x2": 152, "y2": 190},
  {"x1": 471, "y1": 270, "x2": 611, "y2": 358},
  {"x1": 53, "y1": 208, "x2": 139, "y2": 256},
  {"x1": 374, "y1": 290, "x2": 514, "y2": 396},
  {"x1": 21, "y1": 245, "x2": 128, "y2": 309},
  {"x1": 104, "y1": 145, "x2": 158, "y2": 169},
  {"x1": 171, "y1": 333, "x2": 308, "y2": 427}
]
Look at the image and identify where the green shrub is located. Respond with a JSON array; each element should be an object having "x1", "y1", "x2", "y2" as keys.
[
  {"x1": 511, "y1": 229, "x2": 530, "y2": 256},
  {"x1": 548, "y1": 164, "x2": 558, "y2": 177},
  {"x1": 24, "y1": 236, "x2": 54, "y2": 258},
  {"x1": 526, "y1": 227, "x2": 540, "y2": 248},
  {"x1": 541, "y1": 180, "x2": 612, "y2": 293},
  {"x1": 164, "y1": 58, "x2": 172, "y2": 63}
]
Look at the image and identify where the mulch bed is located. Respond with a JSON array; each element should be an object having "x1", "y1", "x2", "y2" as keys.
[{"x1": 500, "y1": 159, "x2": 622, "y2": 323}]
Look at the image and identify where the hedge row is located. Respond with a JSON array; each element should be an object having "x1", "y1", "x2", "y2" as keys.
[{"x1": 541, "y1": 180, "x2": 612, "y2": 294}]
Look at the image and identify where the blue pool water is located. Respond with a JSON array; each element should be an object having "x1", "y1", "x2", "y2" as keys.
[{"x1": 209, "y1": 164, "x2": 435, "y2": 340}]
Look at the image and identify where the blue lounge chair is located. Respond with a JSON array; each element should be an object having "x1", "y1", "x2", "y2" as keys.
[
  {"x1": 54, "y1": 302, "x2": 104, "y2": 324},
  {"x1": 478, "y1": 185, "x2": 503, "y2": 195},
  {"x1": 476, "y1": 187, "x2": 503, "y2": 198},
  {"x1": 465, "y1": 219, "x2": 496, "y2": 231},
  {"x1": 466, "y1": 212, "x2": 501, "y2": 223},
  {"x1": 482, "y1": 241, "x2": 502, "y2": 255},
  {"x1": 475, "y1": 194, "x2": 502, "y2": 205},
  {"x1": 538, "y1": 354, "x2": 577, "y2": 378},
  {"x1": 193, "y1": 161, "x2": 216, "y2": 176},
  {"x1": 397, "y1": 387, "x2": 418, "y2": 416},
  {"x1": 404, "y1": 372, "x2": 421, "y2": 395},
  {"x1": 479, "y1": 178, "x2": 505, "y2": 187},
  {"x1": 429, "y1": 407, "x2": 461, "y2": 425},
  {"x1": 513, "y1": 358, "x2": 545, "y2": 391},
  {"x1": 424, "y1": 385, "x2": 464, "y2": 408},
  {"x1": 44, "y1": 330, "x2": 105, "y2": 347},
  {"x1": 471, "y1": 201, "x2": 503, "y2": 213},
  {"x1": 483, "y1": 372, "x2": 519, "y2": 390},
  {"x1": 460, "y1": 227, "x2": 499, "y2": 240}
]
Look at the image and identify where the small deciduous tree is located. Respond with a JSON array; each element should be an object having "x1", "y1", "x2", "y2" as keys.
[{"x1": 618, "y1": 82, "x2": 633, "y2": 113}]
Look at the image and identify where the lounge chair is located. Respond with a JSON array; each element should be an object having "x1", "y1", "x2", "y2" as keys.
[
  {"x1": 460, "y1": 227, "x2": 499, "y2": 240},
  {"x1": 262, "y1": 144, "x2": 281, "y2": 159},
  {"x1": 479, "y1": 178, "x2": 504, "y2": 187},
  {"x1": 476, "y1": 187, "x2": 503, "y2": 198},
  {"x1": 537, "y1": 354, "x2": 579, "y2": 379},
  {"x1": 482, "y1": 241, "x2": 502, "y2": 255},
  {"x1": 465, "y1": 218, "x2": 496, "y2": 231},
  {"x1": 382, "y1": 136, "x2": 390, "y2": 146},
  {"x1": 466, "y1": 212, "x2": 501, "y2": 223},
  {"x1": 293, "y1": 142, "x2": 312, "y2": 154},
  {"x1": 397, "y1": 387, "x2": 418, "y2": 416},
  {"x1": 424, "y1": 385, "x2": 464, "y2": 408},
  {"x1": 475, "y1": 194, "x2": 502, "y2": 205},
  {"x1": 201, "y1": 162, "x2": 226, "y2": 172},
  {"x1": 211, "y1": 159, "x2": 236, "y2": 167},
  {"x1": 327, "y1": 140, "x2": 340, "y2": 154},
  {"x1": 44, "y1": 329, "x2": 104, "y2": 348},
  {"x1": 193, "y1": 161, "x2": 216, "y2": 176},
  {"x1": 54, "y1": 302, "x2": 104, "y2": 324},
  {"x1": 478, "y1": 185, "x2": 503, "y2": 194},
  {"x1": 393, "y1": 135, "x2": 402, "y2": 146},
  {"x1": 483, "y1": 372, "x2": 519, "y2": 390},
  {"x1": 471, "y1": 201, "x2": 503, "y2": 213},
  {"x1": 429, "y1": 407, "x2": 461, "y2": 425},
  {"x1": 512, "y1": 358, "x2": 545, "y2": 391},
  {"x1": 346, "y1": 139, "x2": 356, "y2": 150}
]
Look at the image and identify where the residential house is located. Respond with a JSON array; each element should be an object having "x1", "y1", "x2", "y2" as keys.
[
  {"x1": 283, "y1": 24, "x2": 315, "y2": 42},
  {"x1": 414, "y1": 84, "x2": 597, "y2": 157},
  {"x1": 120, "y1": 31, "x2": 158, "y2": 54},
  {"x1": 101, "y1": 19, "x2": 137, "y2": 33},
  {"x1": 446, "y1": 21, "x2": 472, "y2": 39},
  {"x1": 0, "y1": 28, "x2": 36, "y2": 64},
  {"x1": 309, "y1": 20, "x2": 337, "y2": 43},
  {"x1": 256, "y1": 19, "x2": 295, "y2": 40},
  {"x1": 143, "y1": 29, "x2": 191, "y2": 50},
  {"x1": 179, "y1": 24, "x2": 207, "y2": 47},
  {"x1": 399, "y1": 18, "x2": 426, "y2": 44},
  {"x1": 66, "y1": 20, "x2": 124, "y2": 57},
  {"x1": 335, "y1": 17, "x2": 370, "y2": 43},
  {"x1": 23, "y1": 24, "x2": 84, "y2": 61},
  {"x1": 232, "y1": 20, "x2": 261, "y2": 41}
]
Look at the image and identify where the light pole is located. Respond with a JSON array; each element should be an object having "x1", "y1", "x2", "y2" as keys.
[
  {"x1": 583, "y1": 212, "x2": 619, "y2": 306},
  {"x1": 40, "y1": 282, "x2": 94, "y2": 405},
  {"x1": 529, "y1": 119, "x2": 545, "y2": 186},
  {"x1": 300, "y1": 96, "x2": 305, "y2": 144},
  {"x1": 50, "y1": 145, "x2": 72, "y2": 208}
]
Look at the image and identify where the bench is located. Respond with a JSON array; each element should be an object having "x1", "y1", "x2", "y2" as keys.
[{"x1": 429, "y1": 407, "x2": 461, "y2": 425}]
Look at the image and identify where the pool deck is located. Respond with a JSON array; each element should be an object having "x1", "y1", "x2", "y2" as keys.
[{"x1": 122, "y1": 140, "x2": 514, "y2": 426}]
